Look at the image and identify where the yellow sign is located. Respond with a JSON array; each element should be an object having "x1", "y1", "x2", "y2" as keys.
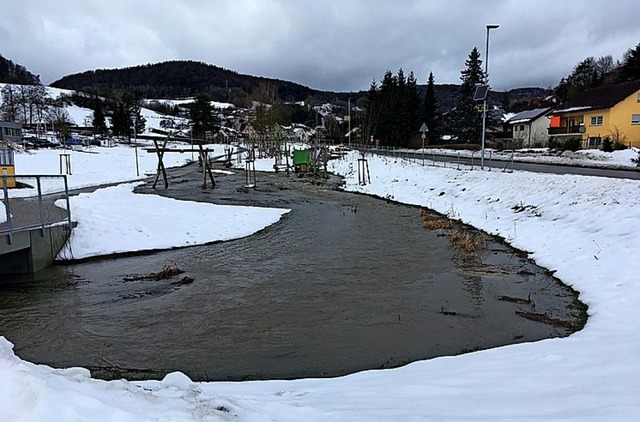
[{"x1": 0, "y1": 166, "x2": 16, "y2": 188}]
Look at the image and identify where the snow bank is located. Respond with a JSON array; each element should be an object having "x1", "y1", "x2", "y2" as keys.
[{"x1": 55, "y1": 182, "x2": 290, "y2": 260}]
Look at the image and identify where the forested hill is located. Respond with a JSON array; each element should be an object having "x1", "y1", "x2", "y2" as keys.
[
  {"x1": 51, "y1": 60, "x2": 357, "y2": 106},
  {"x1": 50, "y1": 59, "x2": 547, "y2": 111},
  {"x1": 0, "y1": 54, "x2": 40, "y2": 84}
]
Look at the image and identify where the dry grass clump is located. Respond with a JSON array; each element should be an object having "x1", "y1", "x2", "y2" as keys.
[
  {"x1": 449, "y1": 230, "x2": 483, "y2": 253},
  {"x1": 420, "y1": 208, "x2": 453, "y2": 230},
  {"x1": 419, "y1": 208, "x2": 485, "y2": 256}
]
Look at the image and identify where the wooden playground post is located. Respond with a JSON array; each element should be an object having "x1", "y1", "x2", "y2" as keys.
[
  {"x1": 152, "y1": 136, "x2": 169, "y2": 189},
  {"x1": 357, "y1": 155, "x2": 371, "y2": 186},
  {"x1": 198, "y1": 144, "x2": 216, "y2": 189}
]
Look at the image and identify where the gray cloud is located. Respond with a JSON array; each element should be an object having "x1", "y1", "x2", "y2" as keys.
[{"x1": 2, "y1": 0, "x2": 639, "y2": 93}]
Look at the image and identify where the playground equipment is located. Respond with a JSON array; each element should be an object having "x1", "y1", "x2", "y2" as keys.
[{"x1": 293, "y1": 149, "x2": 311, "y2": 173}]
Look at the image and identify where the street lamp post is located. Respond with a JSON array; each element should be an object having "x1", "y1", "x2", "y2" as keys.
[
  {"x1": 481, "y1": 24, "x2": 499, "y2": 170},
  {"x1": 133, "y1": 114, "x2": 140, "y2": 176}
]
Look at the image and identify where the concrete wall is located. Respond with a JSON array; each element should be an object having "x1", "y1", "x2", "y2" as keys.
[{"x1": 0, "y1": 225, "x2": 71, "y2": 273}]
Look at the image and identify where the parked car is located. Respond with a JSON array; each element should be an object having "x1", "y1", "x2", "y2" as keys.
[{"x1": 23, "y1": 138, "x2": 58, "y2": 149}]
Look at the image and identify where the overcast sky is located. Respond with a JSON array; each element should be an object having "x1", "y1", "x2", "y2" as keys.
[{"x1": 2, "y1": 0, "x2": 639, "y2": 93}]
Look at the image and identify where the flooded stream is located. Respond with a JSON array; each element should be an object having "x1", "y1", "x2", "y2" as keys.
[{"x1": 0, "y1": 163, "x2": 585, "y2": 381}]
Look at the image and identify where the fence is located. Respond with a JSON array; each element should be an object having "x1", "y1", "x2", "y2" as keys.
[
  {"x1": 347, "y1": 143, "x2": 516, "y2": 173},
  {"x1": 1, "y1": 174, "x2": 72, "y2": 245}
]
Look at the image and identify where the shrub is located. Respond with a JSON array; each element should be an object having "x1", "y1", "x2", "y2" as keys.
[
  {"x1": 564, "y1": 137, "x2": 582, "y2": 152},
  {"x1": 549, "y1": 136, "x2": 582, "y2": 152},
  {"x1": 601, "y1": 136, "x2": 613, "y2": 152},
  {"x1": 613, "y1": 141, "x2": 628, "y2": 151}
]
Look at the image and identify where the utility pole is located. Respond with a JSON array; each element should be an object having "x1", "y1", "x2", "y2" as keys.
[
  {"x1": 133, "y1": 114, "x2": 140, "y2": 176},
  {"x1": 481, "y1": 24, "x2": 499, "y2": 170},
  {"x1": 348, "y1": 97, "x2": 352, "y2": 148}
]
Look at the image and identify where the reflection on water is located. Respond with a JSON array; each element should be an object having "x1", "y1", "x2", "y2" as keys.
[{"x1": 0, "y1": 166, "x2": 584, "y2": 381}]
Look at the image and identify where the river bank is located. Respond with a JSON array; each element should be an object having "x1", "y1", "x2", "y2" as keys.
[{"x1": 0, "y1": 160, "x2": 585, "y2": 382}]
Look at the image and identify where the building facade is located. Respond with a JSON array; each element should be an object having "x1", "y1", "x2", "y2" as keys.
[
  {"x1": 0, "y1": 121, "x2": 22, "y2": 144},
  {"x1": 548, "y1": 80, "x2": 640, "y2": 148}
]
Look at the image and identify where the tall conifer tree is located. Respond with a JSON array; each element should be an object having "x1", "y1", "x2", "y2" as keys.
[
  {"x1": 423, "y1": 72, "x2": 438, "y2": 144},
  {"x1": 452, "y1": 47, "x2": 485, "y2": 143}
]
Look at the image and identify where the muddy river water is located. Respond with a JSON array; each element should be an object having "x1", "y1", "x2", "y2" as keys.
[{"x1": 0, "y1": 163, "x2": 585, "y2": 381}]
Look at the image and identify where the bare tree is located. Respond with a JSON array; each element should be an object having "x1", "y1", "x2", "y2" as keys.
[
  {"x1": 609, "y1": 125, "x2": 627, "y2": 149},
  {"x1": 596, "y1": 55, "x2": 616, "y2": 76},
  {"x1": 46, "y1": 103, "x2": 73, "y2": 142},
  {"x1": 0, "y1": 84, "x2": 18, "y2": 121},
  {"x1": 323, "y1": 114, "x2": 343, "y2": 143},
  {"x1": 0, "y1": 83, "x2": 50, "y2": 124},
  {"x1": 27, "y1": 84, "x2": 50, "y2": 124}
]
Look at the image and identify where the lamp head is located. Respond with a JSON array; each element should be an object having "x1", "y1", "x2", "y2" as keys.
[{"x1": 486, "y1": 24, "x2": 500, "y2": 30}]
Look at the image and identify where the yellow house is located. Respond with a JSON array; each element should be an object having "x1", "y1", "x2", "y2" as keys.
[{"x1": 548, "y1": 80, "x2": 640, "y2": 148}]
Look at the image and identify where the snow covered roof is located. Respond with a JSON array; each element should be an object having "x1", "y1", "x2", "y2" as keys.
[
  {"x1": 552, "y1": 106, "x2": 592, "y2": 114},
  {"x1": 506, "y1": 107, "x2": 551, "y2": 125}
]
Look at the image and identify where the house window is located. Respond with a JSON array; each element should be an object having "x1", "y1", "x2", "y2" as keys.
[
  {"x1": 590, "y1": 116, "x2": 603, "y2": 126},
  {"x1": 637, "y1": 92, "x2": 640, "y2": 102},
  {"x1": 519, "y1": 125, "x2": 525, "y2": 131},
  {"x1": 632, "y1": 114, "x2": 640, "y2": 125},
  {"x1": 588, "y1": 137, "x2": 601, "y2": 147}
]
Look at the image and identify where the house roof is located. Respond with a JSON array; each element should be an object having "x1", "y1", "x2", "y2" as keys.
[
  {"x1": 506, "y1": 107, "x2": 551, "y2": 125},
  {"x1": 555, "y1": 80, "x2": 640, "y2": 113}
]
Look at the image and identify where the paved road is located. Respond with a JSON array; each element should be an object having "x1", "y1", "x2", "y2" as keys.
[{"x1": 366, "y1": 148, "x2": 640, "y2": 180}]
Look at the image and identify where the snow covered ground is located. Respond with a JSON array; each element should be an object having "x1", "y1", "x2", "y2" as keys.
[
  {"x1": 4, "y1": 143, "x2": 290, "y2": 260},
  {"x1": 54, "y1": 182, "x2": 289, "y2": 260},
  {"x1": 1, "y1": 146, "x2": 640, "y2": 421}
]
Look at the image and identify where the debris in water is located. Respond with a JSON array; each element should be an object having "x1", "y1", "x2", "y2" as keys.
[{"x1": 123, "y1": 265, "x2": 186, "y2": 282}]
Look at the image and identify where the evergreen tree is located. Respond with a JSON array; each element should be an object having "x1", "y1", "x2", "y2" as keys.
[
  {"x1": 394, "y1": 68, "x2": 407, "y2": 146},
  {"x1": 110, "y1": 102, "x2": 131, "y2": 139},
  {"x1": 363, "y1": 80, "x2": 380, "y2": 145},
  {"x1": 422, "y1": 72, "x2": 438, "y2": 144},
  {"x1": 92, "y1": 99, "x2": 107, "y2": 136},
  {"x1": 402, "y1": 71, "x2": 420, "y2": 147},
  {"x1": 109, "y1": 94, "x2": 146, "y2": 141},
  {"x1": 364, "y1": 69, "x2": 423, "y2": 148},
  {"x1": 131, "y1": 105, "x2": 146, "y2": 136},
  {"x1": 376, "y1": 70, "x2": 397, "y2": 146},
  {"x1": 554, "y1": 57, "x2": 601, "y2": 101},
  {"x1": 618, "y1": 42, "x2": 640, "y2": 82},
  {"x1": 0, "y1": 54, "x2": 40, "y2": 84},
  {"x1": 190, "y1": 94, "x2": 220, "y2": 141},
  {"x1": 452, "y1": 47, "x2": 485, "y2": 143},
  {"x1": 601, "y1": 136, "x2": 613, "y2": 152}
]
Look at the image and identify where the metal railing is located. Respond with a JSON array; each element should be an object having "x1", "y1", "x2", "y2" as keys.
[
  {"x1": 548, "y1": 126, "x2": 583, "y2": 135},
  {"x1": 1, "y1": 174, "x2": 72, "y2": 245}
]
